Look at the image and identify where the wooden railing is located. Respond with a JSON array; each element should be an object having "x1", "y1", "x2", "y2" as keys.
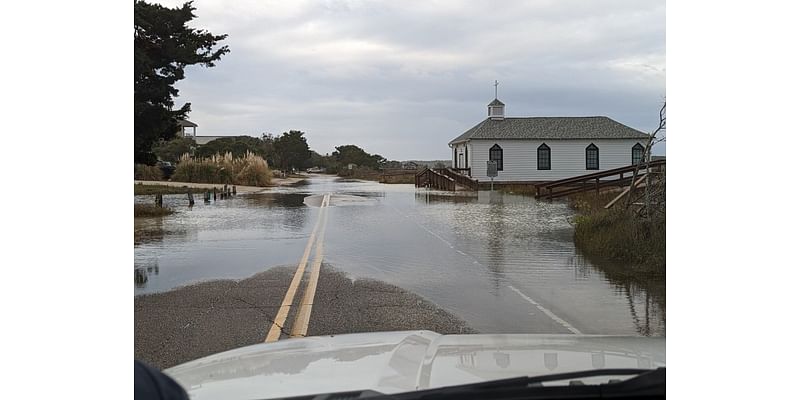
[
  {"x1": 451, "y1": 167, "x2": 471, "y2": 176},
  {"x1": 436, "y1": 168, "x2": 479, "y2": 191},
  {"x1": 415, "y1": 168, "x2": 455, "y2": 191},
  {"x1": 535, "y1": 159, "x2": 666, "y2": 199}
]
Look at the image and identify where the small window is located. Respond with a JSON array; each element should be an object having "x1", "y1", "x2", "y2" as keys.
[
  {"x1": 489, "y1": 144, "x2": 503, "y2": 171},
  {"x1": 585, "y1": 143, "x2": 599, "y2": 170},
  {"x1": 632, "y1": 143, "x2": 645, "y2": 165},
  {"x1": 537, "y1": 143, "x2": 551, "y2": 170}
]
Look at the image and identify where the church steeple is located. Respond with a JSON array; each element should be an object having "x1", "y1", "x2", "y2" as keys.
[{"x1": 488, "y1": 80, "x2": 505, "y2": 120}]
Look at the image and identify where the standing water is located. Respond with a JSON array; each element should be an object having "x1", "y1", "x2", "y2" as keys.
[{"x1": 134, "y1": 175, "x2": 664, "y2": 336}]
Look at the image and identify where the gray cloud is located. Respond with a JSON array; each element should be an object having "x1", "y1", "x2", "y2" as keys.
[{"x1": 159, "y1": 0, "x2": 665, "y2": 159}]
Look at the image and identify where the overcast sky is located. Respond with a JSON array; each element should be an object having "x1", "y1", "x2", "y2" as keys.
[{"x1": 154, "y1": 0, "x2": 665, "y2": 160}]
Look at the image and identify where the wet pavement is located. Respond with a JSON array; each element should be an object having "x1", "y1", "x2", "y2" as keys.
[
  {"x1": 135, "y1": 174, "x2": 665, "y2": 358},
  {"x1": 135, "y1": 265, "x2": 474, "y2": 369}
]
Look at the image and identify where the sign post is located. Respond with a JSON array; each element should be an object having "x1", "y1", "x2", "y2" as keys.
[{"x1": 486, "y1": 161, "x2": 498, "y2": 191}]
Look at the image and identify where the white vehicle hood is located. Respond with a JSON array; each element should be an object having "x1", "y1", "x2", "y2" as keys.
[{"x1": 165, "y1": 330, "x2": 665, "y2": 400}]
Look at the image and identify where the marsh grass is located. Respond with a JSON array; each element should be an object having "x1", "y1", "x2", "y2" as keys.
[
  {"x1": 134, "y1": 204, "x2": 174, "y2": 218},
  {"x1": 134, "y1": 164, "x2": 163, "y2": 181},
  {"x1": 569, "y1": 191, "x2": 665, "y2": 275},
  {"x1": 172, "y1": 151, "x2": 271, "y2": 186},
  {"x1": 134, "y1": 184, "x2": 194, "y2": 195}
]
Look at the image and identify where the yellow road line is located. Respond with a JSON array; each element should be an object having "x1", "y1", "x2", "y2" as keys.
[
  {"x1": 264, "y1": 193, "x2": 329, "y2": 342},
  {"x1": 290, "y1": 193, "x2": 331, "y2": 338}
]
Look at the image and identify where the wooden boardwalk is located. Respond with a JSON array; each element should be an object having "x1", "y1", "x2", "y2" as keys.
[
  {"x1": 415, "y1": 168, "x2": 479, "y2": 191},
  {"x1": 534, "y1": 159, "x2": 666, "y2": 199}
]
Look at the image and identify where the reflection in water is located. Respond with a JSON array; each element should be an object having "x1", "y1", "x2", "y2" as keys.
[
  {"x1": 135, "y1": 176, "x2": 666, "y2": 335},
  {"x1": 135, "y1": 265, "x2": 160, "y2": 288},
  {"x1": 485, "y1": 194, "x2": 506, "y2": 294},
  {"x1": 415, "y1": 192, "x2": 478, "y2": 205},
  {"x1": 570, "y1": 253, "x2": 665, "y2": 336},
  {"x1": 134, "y1": 215, "x2": 190, "y2": 246}
]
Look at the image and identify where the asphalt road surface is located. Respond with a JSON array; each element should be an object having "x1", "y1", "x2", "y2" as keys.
[{"x1": 134, "y1": 265, "x2": 474, "y2": 369}]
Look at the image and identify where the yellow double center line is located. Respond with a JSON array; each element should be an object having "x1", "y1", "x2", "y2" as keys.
[{"x1": 265, "y1": 193, "x2": 330, "y2": 342}]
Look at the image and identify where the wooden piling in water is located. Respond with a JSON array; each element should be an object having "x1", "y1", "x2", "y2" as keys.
[
  {"x1": 232, "y1": 186, "x2": 236, "y2": 195},
  {"x1": 188, "y1": 191, "x2": 195, "y2": 206},
  {"x1": 204, "y1": 191, "x2": 211, "y2": 203},
  {"x1": 155, "y1": 194, "x2": 163, "y2": 208},
  {"x1": 213, "y1": 187, "x2": 217, "y2": 201}
]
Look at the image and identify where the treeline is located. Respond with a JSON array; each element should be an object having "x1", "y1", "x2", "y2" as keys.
[{"x1": 151, "y1": 131, "x2": 394, "y2": 174}]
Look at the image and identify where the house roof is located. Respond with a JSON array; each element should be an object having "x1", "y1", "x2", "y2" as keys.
[
  {"x1": 449, "y1": 117, "x2": 649, "y2": 145},
  {"x1": 177, "y1": 119, "x2": 198, "y2": 127},
  {"x1": 488, "y1": 99, "x2": 505, "y2": 106}
]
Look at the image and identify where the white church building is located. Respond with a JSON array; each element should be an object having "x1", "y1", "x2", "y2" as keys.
[{"x1": 449, "y1": 98, "x2": 650, "y2": 183}]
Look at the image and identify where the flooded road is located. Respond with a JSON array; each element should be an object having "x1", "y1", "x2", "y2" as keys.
[{"x1": 135, "y1": 175, "x2": 665, "y2": 336}]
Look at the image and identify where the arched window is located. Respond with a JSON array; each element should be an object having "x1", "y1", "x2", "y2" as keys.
[
  {"x1": 537, "y1": 143, "x2": 551, "y2": 170},
  {"x1": 632, "y1": 143, "x2": 645, "y2": 165},
  {"x1": 585, "y1": 143, "x2": 599, "y2": 170},
  {"x1": 489, "y1": 144, "x2": 503, "y2": 171}
]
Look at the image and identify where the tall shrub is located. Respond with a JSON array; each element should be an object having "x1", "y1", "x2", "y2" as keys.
[{"x1": 134, "y1": 164, "x2": 163, "y2": 181}]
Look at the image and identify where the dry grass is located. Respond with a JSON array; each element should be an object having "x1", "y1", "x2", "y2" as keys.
[
  {"x1": 134, "y1": 204, "x2": 174, "y2": 218},
  {"x1": 172, "y1": 151, "x2": 271, "y2": 186},
  {"x1": 497, "y1": 184, "x2": 540, "y2": 195},
  {"x1": 134, "y1": 184, "x2": 195, "y2": 195},
  {"x1": 339, "y1": 167, "x2": 416, "y2": 184},
  {"x1": 569, "y1": 191, "x2": 665, "y2": 275},
  {"x1": 134, "y1": 164, "x2": 163, "y2": 181}
]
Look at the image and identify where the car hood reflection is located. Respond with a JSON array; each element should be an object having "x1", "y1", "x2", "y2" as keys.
[{"x1": 165, "y1": 331, "x2": 665, "y2": 400}]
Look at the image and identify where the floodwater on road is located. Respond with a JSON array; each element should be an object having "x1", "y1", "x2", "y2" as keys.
[{"x1": 134, "y1": 175, "x2": 665, "y2": 336}]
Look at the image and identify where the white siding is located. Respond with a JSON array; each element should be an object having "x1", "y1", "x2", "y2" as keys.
[{"x1": 469, "y1": 139, "x2": 647, "y2": 182}]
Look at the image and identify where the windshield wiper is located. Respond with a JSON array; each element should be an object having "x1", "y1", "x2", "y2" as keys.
[
  {"x1": 388, "y1": 368, "x2": 666, "y2": 400},
  {"x1": 268, "y1": 368, "x2": 665, "y2": 400}
]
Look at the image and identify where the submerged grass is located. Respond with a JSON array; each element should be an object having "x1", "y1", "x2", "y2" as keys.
[
  {"x1": 338, "y1": 167, "x2": 416, "y2": 184},
  {"x1": 134, "y1": 204, "x2": 174, "y2": 218},
  {"x1": 134, "y1": 184, "x2": 195, "y2": 195},
  {"x1": 570, "y1": 191, "x2": 665, "y2": 276},
  {"x1": 497, "y1": 184, "x2": 540, "y2": 195}
]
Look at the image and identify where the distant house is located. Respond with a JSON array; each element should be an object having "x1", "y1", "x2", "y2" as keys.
[
  {"x1": 176, "y1": 119, "x2": 198, "y2": 139},
  {"x1": 449, "y1": 98, "x2": 650, "y2": 183},
  {"x1": 174, "y1": 119, "x2": 228, "y2": 145},
  {"x1": 401, "y1": 161, "x2": 419, "y2": 170}
]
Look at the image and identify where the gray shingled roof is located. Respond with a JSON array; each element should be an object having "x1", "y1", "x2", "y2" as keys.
[
  {"x1": 488, "y1": 98, "x2": 505, "y2": 106},
  {"x1": 449, "y1": 117, "x2": 648, "y2": 144},
  {"x1": 177, "y1": 119, "x2": 198, "y2": 127}
]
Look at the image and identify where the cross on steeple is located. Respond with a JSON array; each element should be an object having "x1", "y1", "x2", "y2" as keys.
[{"x1": 494, "y1": 80, "x2": 499, "y2": 99}]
